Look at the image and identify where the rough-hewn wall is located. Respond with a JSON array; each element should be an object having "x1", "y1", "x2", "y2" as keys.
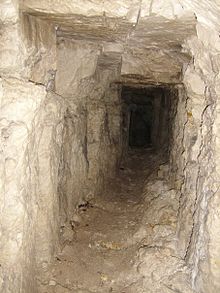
[
  {"x1": 0, "y1": 4, "x2": 123, "y2": 292},
  {"x1": 168, "y1": 19, "x2": 220, "y2": 293},
  {"x1": 168, "y1": 85, "x2": 186, "y2": 188},
  {"x1": 0, "y1": 79, "x2": 45, "y2": 292},
  {"x1": 56, "y1": 38, "x2": 122, "y2": 223},
  {"x1": 177, "y1": 23, "x2": 220, "y2": 293},
  {"x1": 0, "y1": 2, "x2": 62, "y2": 291}
]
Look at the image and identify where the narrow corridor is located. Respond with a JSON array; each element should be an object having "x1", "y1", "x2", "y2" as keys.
[
  {"x1": 38, "y1": 149, "x2": 192, "y2": 293},
  {"x1": 2, "y1": 3, "x2": 220, "y2": 292}
]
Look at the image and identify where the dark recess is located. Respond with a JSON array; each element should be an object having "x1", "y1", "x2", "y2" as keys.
[{"x1": 129, "y1": 102, "x2": 153, "y2": 147}]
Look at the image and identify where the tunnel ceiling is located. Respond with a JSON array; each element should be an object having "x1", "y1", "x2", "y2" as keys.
[
  {"x1": 121, "y1": 86, "x2": 169, "y2": 105},
  {"x1": 20, "y1": 0, "x2": 197, "y2": 86}
]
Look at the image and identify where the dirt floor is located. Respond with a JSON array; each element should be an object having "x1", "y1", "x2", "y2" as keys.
[{"x1": 38, "y1": 149, "x2": 194, "y2": 293}]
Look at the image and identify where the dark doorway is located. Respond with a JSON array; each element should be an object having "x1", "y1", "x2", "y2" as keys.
[
  {"x1": 121, "y1": 85, "x2": 171, "y2": 151},
  {"x1": 129, "y1": 103, "x2": 153, "y2": 147}
]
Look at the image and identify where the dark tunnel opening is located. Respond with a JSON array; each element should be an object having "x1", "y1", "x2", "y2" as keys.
[
  {"x1": 121, "y1": 85, "x2": 173, "y2": 152},
  {"x1": 129, "y1": 102, "x2": 153, "y2": 147}
]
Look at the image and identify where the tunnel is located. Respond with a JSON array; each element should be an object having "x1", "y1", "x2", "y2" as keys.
[
  {"x1": 1, "y1": 1, "x2": 220, "y2": 293},
  {"x1": 121, "y1": 86, "x2": 170, "y2": 150},
  {"x1": 128, "y1": 103, "x2": 153, "y2": 147}
]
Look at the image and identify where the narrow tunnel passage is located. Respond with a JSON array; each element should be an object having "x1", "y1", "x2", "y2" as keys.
[
  {"x1": 3, "y1": 3, "x2": 220, "y2": 293},
  {"x1": 39, "y1": 149, "x2": 166, "y2": 293},
  {"x1": 38, "y1": 85, "x2": 184, "y2": 293}
]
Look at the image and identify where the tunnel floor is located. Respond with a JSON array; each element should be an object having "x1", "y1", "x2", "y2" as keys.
[{"x1": 38, "y1": 150, "x2": 193, "y2": 293}]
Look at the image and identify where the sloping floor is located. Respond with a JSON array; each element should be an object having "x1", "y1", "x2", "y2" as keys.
[{"x1": 38, "y1": 150, "x2": 194, "y2": 293}]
